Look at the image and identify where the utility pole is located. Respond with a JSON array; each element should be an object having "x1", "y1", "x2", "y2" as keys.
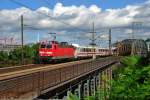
[
  {"x1": 92, "y1": 22, "x2": 96, "y2": 46},
  {"x1": 89, "y1": 22, "x2": 96, "y2": 59},
  {"x1": 109, "y1": 28, "x2": 112, "y2": 55},
  {"x1": 132, "y1": 21, "x2": 142, "y2": 39},
  {"x1": 21, "y1": 15, "x2": 24, "y2": 65},
  {"x1": 37, "y1": 33, "x2": 40, "y2": 43}
]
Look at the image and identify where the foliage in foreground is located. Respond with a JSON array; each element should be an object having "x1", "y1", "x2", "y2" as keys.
[
  {"x1": 110, "y1": 56, "x2": 150, "y2": 100},
  {"x1": 67, "y1": 92, "x2": 80, "y2": 100}
]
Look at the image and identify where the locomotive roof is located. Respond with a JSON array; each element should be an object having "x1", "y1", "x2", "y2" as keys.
[
  {"x1": 41, "y1": 41, "x2": 70, "y2": 45},
  {"x1": 76, "y1": 45, "x2": 109, "y2": 49}
]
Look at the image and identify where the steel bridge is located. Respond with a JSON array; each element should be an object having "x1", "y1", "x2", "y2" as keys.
[{"x1": 0, "y1": 57, "x2": 120, "y2": 99}]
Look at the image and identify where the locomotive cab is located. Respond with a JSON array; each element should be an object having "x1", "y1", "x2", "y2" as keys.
[
  {"x1": 39, "y1": 41, "x2": 56, "y2": 62},
  {"x1": 39, "y1": 41, "x2": 75, "y2": 63}
]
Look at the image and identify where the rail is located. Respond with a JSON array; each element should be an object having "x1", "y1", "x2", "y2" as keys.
[
  {"x1": 0, "y1": 64, "x2": 45, "y2": 74},
  {"x1": 0, "y1": 59, "x2": 90, "y2": 74}
]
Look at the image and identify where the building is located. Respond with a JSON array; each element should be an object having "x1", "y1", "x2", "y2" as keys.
[{"x1": 0, "y1": 44, "x2": 21, "y2": 52}]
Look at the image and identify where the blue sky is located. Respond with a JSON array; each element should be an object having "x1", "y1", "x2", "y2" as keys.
[{"x1": 0, "y1": 0, "x2": 146, "y2": 10}]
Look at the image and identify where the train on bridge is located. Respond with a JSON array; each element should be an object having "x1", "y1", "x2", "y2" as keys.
[
  {"x1": 38, "y1": 39, "x2": 148, "y2": 63},
  {"x1": 39, "y1": 41, "x2": 115, "y2": 63}
]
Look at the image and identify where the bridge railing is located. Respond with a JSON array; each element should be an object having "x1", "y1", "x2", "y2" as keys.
[{"x1": 0, "y1": 57, "x2": 118, "y2": 99}]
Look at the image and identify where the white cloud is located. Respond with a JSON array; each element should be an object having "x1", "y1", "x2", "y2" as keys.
[
  {"x1": 0, "y1": 1, "x2": 150, "y2": 45},
  {"x1": 99, "y1": 34, "x2": 109, "y2": 40},
  {"x1": 89, "y1": 5, "x2": 101, "y2": 13}
]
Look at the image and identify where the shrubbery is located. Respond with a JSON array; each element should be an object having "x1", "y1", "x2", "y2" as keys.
[
  {"x1": 0, "y1": 43, "x2": 39, "y2": 67},
  {"x1": 110, "y1": 56, "x2": 150, "y2": 100}
]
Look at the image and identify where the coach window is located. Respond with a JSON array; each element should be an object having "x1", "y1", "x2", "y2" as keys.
[
  {"x1": 83, "y1": 48, "x2": 85, "y2": 52},
  {"x1": 92, "y1": 49, "x2": 95, "y2": 52},
  {"x1": 47, "y1": 43, "x2": 52, "y2": 48},
  {"x1": 89, "y1": 49, "x2": 91, "y2": 52},
  {"x1": 81, "y1": 48, "x2": 83, "y2": 52},
  {"x1": 80, "y1": 48, "x2": 82, "y2": 52},
  {"x1": 86, "y1": 48, "x2": 88, "y2": 52}
]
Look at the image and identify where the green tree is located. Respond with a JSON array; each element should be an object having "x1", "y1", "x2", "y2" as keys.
[
  {"x1": 67, "y1": 92, "x2": 80, "y2": 100},
  {"x1": 110, "y1": 56, "x2": 150, "y2": 100},
  {"x1": 0, "y1": 51, "x2": 9, "y2": 61}
]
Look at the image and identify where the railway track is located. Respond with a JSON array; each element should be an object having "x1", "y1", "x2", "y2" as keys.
[
  {"x1": 0, "y1": 60, "x2": 79, "y2": 74},
  {"x1": 0, "y1": 59, "x2": 90, "y2": 74},
  {"x1": 0, "y1": 59, "x2": 93, "y2": 80},
  {"x1": 0, "y1": 64, "x2": 50, "y2": 74}
]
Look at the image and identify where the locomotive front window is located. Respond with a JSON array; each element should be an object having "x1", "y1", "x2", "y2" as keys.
[
  {"x1": 47, "y1": 44, "x2": 52, "y2": 48},
  {"x1": 41, "y1": 44, "x2": 46, "y2": 48}
]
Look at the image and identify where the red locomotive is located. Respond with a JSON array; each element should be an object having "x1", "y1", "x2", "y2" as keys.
[{"x1": 39, "y1": 41, "x2": 75, "y2": 62}]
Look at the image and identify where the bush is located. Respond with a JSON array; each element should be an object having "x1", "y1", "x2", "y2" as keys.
[
  {"x1": 0, "y1": 43, "x2": 39, "y2": 67},
  {"x1": 109, "y1": 56, "x2": 150, "y2": 100}
]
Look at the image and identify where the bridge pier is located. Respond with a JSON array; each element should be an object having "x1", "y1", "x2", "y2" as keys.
[
  {"x1": 98, "y1": 66, "x2": 112, "y2": 100},
  {"x1": 90, "y1": 77, "x2": 96, "y2": 96},
  {"x1": 72, "y1": 66, "x2": 113, "y2": 100},
  {"x1": 83, "y1": 79, "x2": 90, "y2": 97},
  {"x1": 39, "y1": 65, "x2": 113, "y2": 100},
  {"x1": 96, "y1": 74, "x2": 100, "y2": 89},
  {"x1": 74, "y1": 84, "x2": 81, "y2": 99}
]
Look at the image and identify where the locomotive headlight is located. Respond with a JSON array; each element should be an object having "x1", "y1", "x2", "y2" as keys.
[
  {"x1": 39, "y1": 51, "x2": 44, "y2": 54},
  {"x1": 47, "y1": 52, "x2": 52, "y2": 54}
]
